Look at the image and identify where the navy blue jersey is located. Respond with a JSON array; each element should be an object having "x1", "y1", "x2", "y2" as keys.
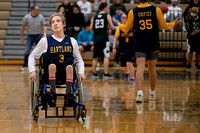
[
  {"x1": 133, "y1": 5, "x2": 160, "y2": 52},
  {"x1": 119, "y1": 29, "x2": 134, "y2": 54},
  {"x1": 43, "y1": 36, "x2": 74, "y2": 65}
]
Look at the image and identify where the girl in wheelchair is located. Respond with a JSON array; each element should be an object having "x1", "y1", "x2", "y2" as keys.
[{"x1": 28, "y1": 13, "x2": 86, "y2": 107}]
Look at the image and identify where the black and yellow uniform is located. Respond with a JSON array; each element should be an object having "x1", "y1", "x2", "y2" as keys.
[
  {"x1": 118, "y1": 4, "x2": 175, "y2": 59},
  {"x1": 115, "y1": 27, "x2": 135, "y2": 67},
  {"x1": 93, "y1": 13, "x2": 109, "y2": 58}
]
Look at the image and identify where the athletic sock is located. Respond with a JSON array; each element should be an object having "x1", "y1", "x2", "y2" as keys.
[
  {"x1": 66, "y1": 79, "x2": 73, "y2": 95},
  {"x1": 49, "y1": 77, "x2": 56, "y2": 93},
  {"x1": 137, "y1": 90, "x2": 143, "y2": 96}
]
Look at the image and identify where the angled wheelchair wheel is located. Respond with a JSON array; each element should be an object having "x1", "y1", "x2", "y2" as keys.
[
  {"x1": 76, "y1": 74, "x2": 83, "y2": 120},
  {"x1": 30, "y1": 71, "x2": 40, "y2": 121}
]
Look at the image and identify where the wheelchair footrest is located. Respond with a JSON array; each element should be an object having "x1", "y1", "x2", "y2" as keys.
[{"x1": 45, "y1": 106, "x2": 76, "y2": 118}]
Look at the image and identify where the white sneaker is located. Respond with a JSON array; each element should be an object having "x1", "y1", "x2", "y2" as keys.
[
  {"x1": 149, "y1": 89, "x2": 156, "y2": 100},
  {"x1": 136, "y1": 94, "x2": 143, "y2": 103},
  {"x1": 20, "y1": 67, "x2": 27, "y2": 71}
]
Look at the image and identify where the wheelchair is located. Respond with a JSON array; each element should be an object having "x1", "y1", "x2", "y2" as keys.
[{"x1": 30, "y1": 57, "x2": 86, "y2": 122}]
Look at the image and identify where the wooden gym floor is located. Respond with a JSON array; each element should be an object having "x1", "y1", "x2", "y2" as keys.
[{"x1": 0, "y1": 65, "x2": 199, "y2": 133}]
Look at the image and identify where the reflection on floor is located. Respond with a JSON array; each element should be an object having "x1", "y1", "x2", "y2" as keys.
[{"x1": 0, "y1": 66, "x2": 199, "y2": 133}]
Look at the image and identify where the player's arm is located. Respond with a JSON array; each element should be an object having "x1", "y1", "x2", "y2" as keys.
[
  {"x1": 113, "y1": 27, "x2": 120, "y2": 54},
  {"x1": 71, "y1": 37, "x2": 86, "y2": 82},
  {"x1": 20, "y1": 25, "x2": 25, "y2": 43},
  {"x1": 90, "y1": 17, "x2": 94, "y2": 30},
  {"x1": 113, "y1": 10, "x2": 134, "y2": 33},
  {"x1": 190, "y1": 29, "x2": 200, "y2": 36},
  {"x1": 20, "y1": 15, "x2": 27, "y2": 44},
  {"x1": 29, "y1": 37, "x2": 48, "y2": 81},
  {"x1": 107, "y1": 14, "x2": 116, "y2": 30},
  {"x1": 156, "y1": 7, "x2": 181, "y2": 30}
]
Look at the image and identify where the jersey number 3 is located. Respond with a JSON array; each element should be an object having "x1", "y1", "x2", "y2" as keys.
[
  {"x1": 139, "y1": 19, "x2": 152, "y2": 30},
  {"x1": 59, "y1": 54, "x2": 64, "y2": 63},
  {"x1": 95, "y1": 19, "x2": 104, "y2": 29}
]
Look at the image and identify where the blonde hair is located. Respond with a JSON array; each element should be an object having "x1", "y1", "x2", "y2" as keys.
[
  {"x1": 191, "y1": 7, "x2": 199, "y2": 14},
  {"x1": 49, "y1": 13, "x2": 66, "y2": 26}
]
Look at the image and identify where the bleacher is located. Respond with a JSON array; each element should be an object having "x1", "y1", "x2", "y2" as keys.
[
  {"x1": 0, "y1": 0, "x2": 190, "y2": 65},
  {"x1": 0, "y1": 0, "x2": 12, "y2": 59}
]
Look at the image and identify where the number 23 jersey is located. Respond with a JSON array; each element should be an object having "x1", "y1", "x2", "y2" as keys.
[
  {"x1": 93, "y1": 13, "x2": 108, "y2": 42},
  {"x1": 43, "y1": 35, "x2": 74, "y2": 65}
]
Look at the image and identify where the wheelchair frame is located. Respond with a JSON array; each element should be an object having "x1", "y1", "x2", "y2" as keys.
[{"x1": 30, "y1": 58, "x2": 86, "y2": 122}]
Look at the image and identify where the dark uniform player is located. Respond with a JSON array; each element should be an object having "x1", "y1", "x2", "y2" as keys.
[
  {"x1": 185, "y1": 7, "x2": 200, "y2": 72},
  {"x1": 29, "y1": 13, "x2": 85, "y2": 107},
  {"x1": 90, "y1": 2, "x2": 116, "y2": 79},
  {"x1": 113, "y1": 11, "x2": 135, "y2": 84},
  {"x1": 114, "y1": 0, "x2": 181, "y2": 103}
]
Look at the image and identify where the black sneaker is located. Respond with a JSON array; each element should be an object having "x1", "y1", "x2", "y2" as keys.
[
  {"x1": 194, "y1": 64, "x2": 200, "y2": 70},
  {"x1": 103, "y1": 73, "x2": 113, "y2": 79},
  {"x1": 91, "y1": 72, "x2": 99, "y2": 79},
  {"x1": 45, "y1": 92, "x2": 56, "y2": 107}
]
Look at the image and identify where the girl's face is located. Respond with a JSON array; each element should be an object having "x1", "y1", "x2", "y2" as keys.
[
  {"x1": 58, "y1": 7, "x2": 65, "y2": 14},
  {"x1": 51, "y1": 16, "x2": 65, "y2": 33},
  {"x1": 121, "y1": 14, "x2": 127, "y2": 24}
]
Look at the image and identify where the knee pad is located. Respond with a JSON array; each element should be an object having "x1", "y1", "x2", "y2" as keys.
[{"x1": 103, "y1": 42, "x2": 110, "y2": 58}]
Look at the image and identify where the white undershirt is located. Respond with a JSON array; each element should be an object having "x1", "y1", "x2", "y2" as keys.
[{"x1": 28, "y1": 35, "x2": 85, "y2": 74}]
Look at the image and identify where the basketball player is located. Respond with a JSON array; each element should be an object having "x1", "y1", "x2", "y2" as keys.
[
  {"x1": 90, "y1": 2, "x2": 116, "y2": 79},
  {"x1": 29, "y1": 13, "x2": 86, "y2": 107},
  {"x1": 113, "y1": 0, "x2": 181, "y2": 103},
  {"x1": 113, "y1": 11, "x2": 135, "y2": 84}
]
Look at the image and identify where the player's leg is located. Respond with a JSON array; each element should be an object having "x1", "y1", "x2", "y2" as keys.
[
  {"x1": 186, "y1": 38, "x2": 194, "y2": 72},
  {"x1": 147, "y1": 59, "x2": 157, "y2": 100},
  {"x1": 195, "y1": 52, "x2": 200, "y2": 69},
  {"x1": 21, "y1": 35, "x2": 33, "y2": 70},
  {"x1": 136, "y1": 58, "x2": 146, "y2": 90},
  {"x1": 66, "y1": 65, "x2": 73, "y2": 95},
  {"x1": 126, "y1": 53, "x2": 135, "y2": 84},
  {"x1": 147, "y1": 51, "x2": 159, "y2": 100},
  {"x1": 103, "y1": 42, "x2": 113, "y2": 79},
  {"x1": 121, "y1": 54, "x2": 129, "y2": 81},
  {"x1": 49, "y1": 64, "x2": 56, "y2": 93},
  {"x1": 147, "y1": 59, "x2": 157, "y2": 91},
  {"x1": 91, "y1": 42, "x2": 100, "y2": 78},
  {"x1": 127, "y1": 62, "x2": 135, "y2": 84},
  {"x1": 65, "y1": 65, "x2": 74, "y2": 106},
  {"x1": 92, "y1": 59, "x2": 98, "y2": 73},
  {"x1": 187, "y1": 52, "x2": 193, "y2": 71},
  {"x1": 135, "y1": 55, "x2": 146, "y2": 103},
  {"x1": 46, "y1": 64, "x2": 57, "y2": 107}
]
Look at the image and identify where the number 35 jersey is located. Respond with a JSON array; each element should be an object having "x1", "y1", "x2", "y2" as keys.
[
  {"x1": 43, "y1": 35, "x2": 74, "y2": 65},
  {"x1": 133, "y1": 5, "x2": 159, "y2": 52},
  {"x1": 93, "y1": 13, "x2": 108, "y2": 42}
]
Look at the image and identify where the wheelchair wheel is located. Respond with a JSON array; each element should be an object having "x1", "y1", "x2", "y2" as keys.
[
  {"x1": 30, "y1": 71, "x2": 40, "y2": 121},
  {"x1": 76, "y1": 77, "x2": 83, "y2": 120}
]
